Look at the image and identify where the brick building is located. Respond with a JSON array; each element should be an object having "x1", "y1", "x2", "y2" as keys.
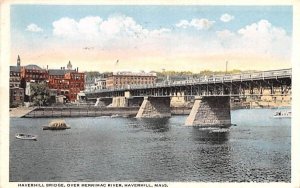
[
  {"x1": 64, "y1": 72, "x2": 85, "y2": 101},
  {"x1": 20, "y1": 64, "x2": 48, "y2": 83},
  {"x1": 10, "y1": 56, "x2": 85, "y2": 105},
  {"x1": 47, "y1": 62, "x2": 85, "y2": 102},
  {"x1": 106, "y1": 72, "x2": 157, "y2": 89}
]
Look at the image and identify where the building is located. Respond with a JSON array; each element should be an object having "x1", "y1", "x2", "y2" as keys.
[
  {"x1": 20, "y1": 64, "x2": 48, "y2": 83},
  {"x1": 64, "y1": 71, "x2": 85, "y2": 101},
  {"x1": 9, "y1": 55, "x2": 24, "y2": 107},
  {"x1": 85, "y1": 77, "x2": 107, "y2": 91},
  {"x1": 95, "y1": 77, "x2": 107, "y2": 90},
  {"x1": 9, "y1": 55, "x2": 21, "y2": 88},
  {"x1": 10, "y1": 87, "x2": 24, "y2": 107},
  {"x1": 47, "y1": 62, "x2": 84, "y2": 102},
  {"x1": 20, "y1": 64, "x2": 49, "y2": 103},
  {"x1": 85, "y1": 77, "x2": 96, "y2": 92},
  {"x1": 10, "y1": 56, "x2": 85, "y2": 104},
  {"x1": 106, "y1": 72, "x2": 157, "y2": 89},
  {"x1": 67, "y1": 60, "x2": 72, "y2": 70}
]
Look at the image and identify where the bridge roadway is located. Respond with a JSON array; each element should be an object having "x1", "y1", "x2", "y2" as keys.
[
  {"x1": 84, "y1": 68, "x2": 292, "y2": 127},
  {"x1": 85, "y1": 68, "x2": 291, "y2": 98}
]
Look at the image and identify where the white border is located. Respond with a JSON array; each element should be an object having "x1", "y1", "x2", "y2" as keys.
[{"x1": 1, "y1": 1, "x2": 299, "y2": 188}]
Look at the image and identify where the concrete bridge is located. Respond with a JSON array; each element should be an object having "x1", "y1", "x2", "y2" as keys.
[{"x1": 85, "y1": 68, "x2": 291, "y2": 127}]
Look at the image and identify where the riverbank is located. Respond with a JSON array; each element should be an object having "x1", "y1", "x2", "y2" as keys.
[
  {"x1": 20, "y1": 106, "x2": 192, "y2": 118},
  {"x1": 11, "y1": 102, "x2": 291, "y2": 118},
  {"x1": 10, "y1": 107, "x2": 36, "y2": 118},
  {"x1": 22, "y1": 106, "x2": 140, "y2": 118}
]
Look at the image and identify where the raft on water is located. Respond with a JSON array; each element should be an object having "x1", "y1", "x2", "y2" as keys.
[{"x1": 43, "y1": 119, "x2": 71, "y2": 130}]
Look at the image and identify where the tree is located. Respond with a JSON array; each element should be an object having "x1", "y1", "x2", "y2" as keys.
[
  {"x1": 30, "y1": 82, "x2": 50, "y2": 106},
  {"x1": 85, "y1": 71, "x2": 101, "y2": 80}
]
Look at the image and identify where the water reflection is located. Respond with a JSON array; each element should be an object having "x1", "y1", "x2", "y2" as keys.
[
  {"x1": 191, "y1": 127, "x2": 229, "y2": 144},
  {"x1": 129, "y1": 118, "x2": 170, "y2": 132}
]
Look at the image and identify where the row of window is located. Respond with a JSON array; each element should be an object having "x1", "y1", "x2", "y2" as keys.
[
  {"x1": 10, "y1": 78, "x2": 20, "y2": 82},
  {"x1": 24, "y1": 70, "x2": 47, "y2": 73},
  {"x1": 10, "y1": 84, "x2": 20, "y2": 87},
  {"x1": 114, "y1": 81, "x2": 153, "y2": 85},
  {"x1": 49, "y1": 75, "x2": 64, "y2": 79},
  {"x1": 53, "y1": 80, "x2": 70, "y2": 84},
  {"x1": 10, "y1": 72, "x2": 20, "y2": 76},
  {"x1": 25, "y1": 74, "x2": 47, "y2": 79},
  {"x1": 12, "y1": 96, "x2": 23, "y2": 101},
  {"x1": 113, "y1": 77, "x2": 155, "y2": 81},
  {"x1": 50, "y1": 85, "x2": 70, "y2": 89},
  {"x1": 12, "y1": 92, "x2": 23, "y2": 96},
  {"x1": 71, "y1": 76, "x2": 84, "y2": 80}
]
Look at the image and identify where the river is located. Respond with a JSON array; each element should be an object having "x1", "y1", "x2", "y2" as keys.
[{"x1": 9, "y1": 108, "x2": 291, "y2": 182}]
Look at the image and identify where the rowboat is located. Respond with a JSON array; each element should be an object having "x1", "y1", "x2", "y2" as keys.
[
  {"x1": 274, "y1": 111, "x2": 291, "y2": 118},
  {"x1": 15, "y1": 133, "x2": 37, "y2": 141}
]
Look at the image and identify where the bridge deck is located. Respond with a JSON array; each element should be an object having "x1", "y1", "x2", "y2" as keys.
[{"x1": 85, "y1": 68, "x2": 291, "y2": 95}]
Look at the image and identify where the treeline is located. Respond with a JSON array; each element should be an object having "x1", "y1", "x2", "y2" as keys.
[
  {"x1": 156, "y1": 69, "x2": 244, "y2": 77},
  {"x1": 84, "y1": 71, "x2": 101, "y2": 79}
]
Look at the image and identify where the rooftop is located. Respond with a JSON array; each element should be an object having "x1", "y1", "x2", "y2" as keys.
[
  {"x1": 25, "y1": 64, "x2": 43, "y2": 70},
  {"x1": 10, "y1": 66, "x2": 21, "y2": 72},
  {"x1": 48, "y1": 69, "x2": 76, "y2": 76},
  {"x1": 112, "y1": 71, "x2": 157, "y2": 77}
]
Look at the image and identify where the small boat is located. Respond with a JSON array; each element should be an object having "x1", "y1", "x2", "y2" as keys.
[
  {"x1": 15, "y1": 133, "x2": 37, "y2": 141},
  {"x1": 43, "y1": 119, "x2": 70, "y2": 130},
  {"x1": 274, "y1": 111, "x2": 291, "y2": 118},
  {"x1": 209, "y1": 128, "x2": 230, "y2": 133},
  {"x1": 111, "y1": 114, "x2": 120, "y2": 118}
]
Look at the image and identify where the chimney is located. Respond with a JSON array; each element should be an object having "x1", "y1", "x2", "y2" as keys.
[
  {"x1": 77, "y1": 67, "x2": 79, "y2": 72},
  {"x1": 61, "y1": 67, "x2": 62, "y2": 70},
  {"x1": 47, "y1": 65, "x2": 48, "y2": 70}
]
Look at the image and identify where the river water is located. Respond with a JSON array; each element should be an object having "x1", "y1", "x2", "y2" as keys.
[{"x1": 9, "y1": 108, "x2": 291, "y2": 182}]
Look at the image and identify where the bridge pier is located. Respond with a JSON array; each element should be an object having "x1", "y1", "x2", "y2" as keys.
[
  {"x1": 112, "y1": 97, "x2": 127, "y2": 107},
  {"x1": 95, "y1": 97, "x2": 113, "y2": 107},
  {"x1": 185, "y1": 96, "x2": 231, "y2": 127},
  {"x1": 136, "y1": 97, "x2": 171, "y2": 118},
  {"x1": 111, "y1": 96, "x2": 144, "y2": 107}
]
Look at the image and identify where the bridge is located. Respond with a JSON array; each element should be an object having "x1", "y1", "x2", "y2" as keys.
[{"x1": 84, "y1": 68, "x2": 292, "y2": 127}]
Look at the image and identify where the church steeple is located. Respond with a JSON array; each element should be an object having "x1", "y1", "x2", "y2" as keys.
[
  {"x1": 17, "y1": 55, "x2": 21, "y2": 67},
  {"x1": 67, "y1": 60, "x2": 72, "y2": 70}
]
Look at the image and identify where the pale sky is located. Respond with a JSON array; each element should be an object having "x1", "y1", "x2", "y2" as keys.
[{"x1": 10, "y1": 5, "x2": 292, "y2": 72}]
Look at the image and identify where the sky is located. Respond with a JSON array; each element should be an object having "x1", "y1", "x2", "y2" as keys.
[{"x1": 10, "y1": 5, "x2": 293, "y2": 72}]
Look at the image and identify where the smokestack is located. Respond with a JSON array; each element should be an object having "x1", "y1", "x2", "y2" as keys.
[
  {"x1": 77, "y1": 67, "x2": 79, "y2": 72},
  {"x1": 47, "y1": 65, "x2": 48, "y2": 70},
  {"x1": 61, "y1": 67, "x2": 62, "y2": 70}
]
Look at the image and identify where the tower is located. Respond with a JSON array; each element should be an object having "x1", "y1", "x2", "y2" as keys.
[
  {"x1": 67, "y1": 60, "x2": 72, "y2": 70},
  {"x1": 17, "y1": 55, "x2": 21, "y2": 67}
]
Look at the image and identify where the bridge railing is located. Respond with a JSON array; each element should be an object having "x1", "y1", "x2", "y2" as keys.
[{"x1": 84, "y1": 68, "x2": 291, "y2": 94}]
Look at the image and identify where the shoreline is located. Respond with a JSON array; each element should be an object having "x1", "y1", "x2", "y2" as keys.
[{"x1": 9, "y1": 104, "x2": 291, "y2": 118}]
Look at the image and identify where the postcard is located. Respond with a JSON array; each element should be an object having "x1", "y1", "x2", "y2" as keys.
[{"x1": 1, "y1": 0, "x2": 300, "y2": 188}]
